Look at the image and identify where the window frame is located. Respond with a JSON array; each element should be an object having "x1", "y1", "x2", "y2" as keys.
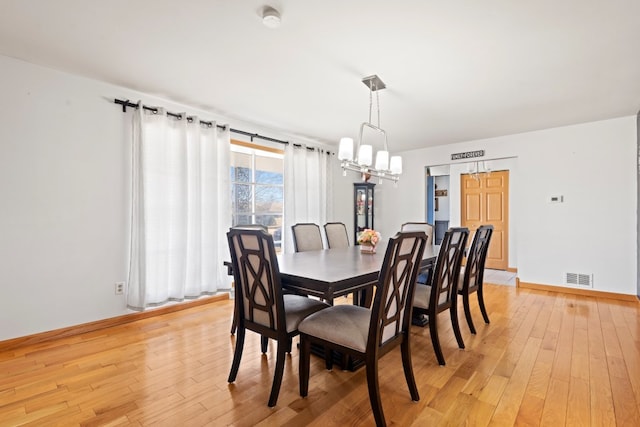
[{"x1": 230, "y1": 139, "x2": 284, "y2": 250}]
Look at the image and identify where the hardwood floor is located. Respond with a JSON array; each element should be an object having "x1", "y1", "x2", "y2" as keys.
[{"x1": 1, "y1": 284, "x2": 639, "y2": 426}]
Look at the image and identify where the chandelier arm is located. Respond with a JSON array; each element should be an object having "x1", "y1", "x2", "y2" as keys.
[
  {"x1": 358, "y1": 122, "x2": 389, "y2": 154},
  {"x1": 340, "y1": 160, "x2": 399, "y2": 183}
]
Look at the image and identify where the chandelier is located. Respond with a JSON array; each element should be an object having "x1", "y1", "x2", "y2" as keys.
[
  {"x1": 338, "y1": 75, "x2": 402, "y2": 183},
  {"x1": 468, "y1": 161, "x2": 491, "y2": 181}
]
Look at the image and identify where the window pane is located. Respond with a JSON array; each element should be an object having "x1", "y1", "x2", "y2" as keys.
[
  {"x1": 231, "y1": 152, "x2": 251, "y2": 182},
  {"x1": 255, "y1": 156, "x2": 283, "y2": 184},
  {"x1": 232, "y1": 183, "x2": 252, "y2": 213},
  {"x1": 233, "y1": 214, "x2": 252, "y2": 226},
  {"x1": 255, "y1": 214, "x2": 281, "y2": 228},
  {"x1": 255, "y1": 185, "x2": 283, "y2": 213}
]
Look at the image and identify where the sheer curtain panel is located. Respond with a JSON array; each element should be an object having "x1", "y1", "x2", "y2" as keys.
[
  {"x1": 128, "y1": 106, "x2": 231, "y2": 310},
  {"x1": 283, "y1": 145, "x2": 333, "y2": 253}
]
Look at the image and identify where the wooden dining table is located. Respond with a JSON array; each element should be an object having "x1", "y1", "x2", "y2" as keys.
[
  {"x1": 277, "y1": 243, "x2": 438, "y2": 306},
  {"x1": 224, "y1": 243, "x2": 439, "y2": 370}
]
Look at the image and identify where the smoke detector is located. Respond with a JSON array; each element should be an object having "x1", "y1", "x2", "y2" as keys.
[{"x1": 262, "y1": 6, "x2": 281, "y2": 29}]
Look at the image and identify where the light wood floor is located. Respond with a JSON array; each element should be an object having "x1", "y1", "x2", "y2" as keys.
[{"x1": 1, "y1": 284, "x2": 639, "y2": 426}]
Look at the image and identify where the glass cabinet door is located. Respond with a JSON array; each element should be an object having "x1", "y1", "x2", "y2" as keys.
[{"x1": 354, "y1": 182, "x2": 375, "y2": 244}]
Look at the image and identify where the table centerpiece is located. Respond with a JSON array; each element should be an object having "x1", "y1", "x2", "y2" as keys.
[{"x1": 358, "y1": 229, "x2": 381, "y2": 253}]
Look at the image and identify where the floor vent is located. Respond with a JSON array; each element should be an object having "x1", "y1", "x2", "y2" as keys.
[{"x1": 564, "y1": 272, "x2": 593, "y2": 287}]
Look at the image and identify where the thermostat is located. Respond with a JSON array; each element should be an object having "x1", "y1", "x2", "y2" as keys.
[{"x1": 549, "y1": 195, "x2": 564, "y2": 203}]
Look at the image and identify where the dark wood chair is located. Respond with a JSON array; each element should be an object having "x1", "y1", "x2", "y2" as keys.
[
  {"x1": 227, "y1": 227, "x2": 328, "y2": 407},
  {"x1": 298, "y1": 231, "x2": 427, "y2": 427},
  {"x1": 228, "y1": 224, "x2": 268, "y2": 335},
  {"x1": 323, "y1": 222, "x2": 349, "y2": 248},
  {"x1": 412, "y1": 227, "x2": 469, "y2": 366},
  {"x1": 401, "y1": 221, "x2": 435, "y2": 286},
  {"x1": 400, "y1": 221, "x2": 434, "y2": 245},
  {"x1": 458, "y1": 225, "x2": 494, "y2": 334},
  {"x1": 291, "y1": 222, "x2": 324, "y2": 252}
]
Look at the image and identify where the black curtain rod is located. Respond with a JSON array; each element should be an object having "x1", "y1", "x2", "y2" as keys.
[{"x1": 114, "y1": 98, "x2": 291, "y2": 146}]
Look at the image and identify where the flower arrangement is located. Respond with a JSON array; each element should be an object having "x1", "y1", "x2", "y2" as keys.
[{"x1": 358, "y1": 229, "x2": 381, "y2": 247}]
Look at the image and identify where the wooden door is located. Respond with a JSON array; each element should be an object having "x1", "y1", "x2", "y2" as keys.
[{"x1": 461, "y1": 170, "x2": 509, "y2": 270}]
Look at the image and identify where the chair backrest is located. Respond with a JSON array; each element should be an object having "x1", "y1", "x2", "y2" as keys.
[
  {"x1": 462, "y1": 225, "x2": 494, "y2": 292},
  {"x1": 368, "y1": 231, "x2": 427, "y2": 351},
  {"x1": 291, "y1": 223, "x2": 323, "y2": 252},
  {"x1": 232, "y1": 224, "x2": 268, "y2": 231},
  {"x1": 227, "y1": 228, "x2": 285, "y2": 333},
  {"x1": 430, "y1": 227, "x2": 469, "y2": 310},
  {"x1": 323, "y1": 222, "x2": 349, "y2": 249},
  {"x1": 400, "y1": 222, "x2": 434, "y2": 246}
]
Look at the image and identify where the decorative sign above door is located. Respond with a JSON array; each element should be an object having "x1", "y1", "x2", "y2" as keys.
[{"x1": 451, "y1": 150, "x2": 485, "y2": 160}]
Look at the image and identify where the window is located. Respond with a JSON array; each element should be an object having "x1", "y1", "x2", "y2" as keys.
[{"x1": 230, "y1": 141, "x2": 284, "y2": 250}]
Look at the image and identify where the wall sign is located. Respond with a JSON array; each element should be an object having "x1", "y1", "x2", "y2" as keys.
[{"x1": 451, "y1": 150, "x2": 485, "y2": 160}]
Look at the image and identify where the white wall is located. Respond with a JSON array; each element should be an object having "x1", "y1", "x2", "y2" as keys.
[
  {"x1": 2, "y1": 54, "x2": 636, "y2": 342},
  {"x1": 0, "y1": 55, "x2": 326, "y2": 341},
  {"x1": 378, "y1": 117, "x2": 637, "y2": 295}
]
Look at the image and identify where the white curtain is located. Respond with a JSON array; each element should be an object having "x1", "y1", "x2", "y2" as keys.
[
  {"x1": 283, "y1": 144, "x2": 333, "y2": 253},
  {"x1": 128, "y1": 105, "x2": 231, "y2": 310}
]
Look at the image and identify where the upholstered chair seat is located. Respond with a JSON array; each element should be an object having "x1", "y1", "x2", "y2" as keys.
[
  {"x1": 282, "y1": 294, "x2": 332, "y2": 333},
  {"x1": 413, "y1": 283, "x2": 448, "y2": 309},
  {"x1": 298, "y1": 305, "x2": 370, "y2": 352}
]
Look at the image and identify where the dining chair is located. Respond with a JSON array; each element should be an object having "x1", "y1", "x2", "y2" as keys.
[
  {"x1": 412, "y1": 227, "x2": 469, "y2": 366},
  {"x1": 458, "y1": 225, "x2": 494, "y2": 334},
  {"x1": 226, "y1": 227, "x2": 329, "y2": 407},
  {"x1": 323, "y1": 222, "x2": 350, "y2": 248},
  {"x1": 298, "y1": 231, "x2": 427, "y2": 427},
  {"x1": 400, "y1": 222, "x2": 434, "y2": 245},
  {"x1": 291, "y1": 223, "x2": 324, "y2": 252},
  {"x1": 401, "y1": 222, "x2": 435, "y2": 286},
  {"x1": 228, "y1": 224, "x2": 268, "y2": 335}
]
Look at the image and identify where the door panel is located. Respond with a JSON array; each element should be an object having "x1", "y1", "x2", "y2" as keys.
[
  {"x1": 486, "y1": 192, "x2": 503, "y2": 221},
  {"x1": 461, "y1": 170, "x2": 509, "y2": 270},
  {"x1": 465, "y1": 194, "x2": 482, "y2": 221}
]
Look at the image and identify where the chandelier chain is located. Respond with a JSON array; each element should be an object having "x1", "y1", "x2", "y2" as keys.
[
  {"x1": 368, "y1": 83, "x2": 373, "y2": 124},
  {"x1": 376, "y1": 87, "x2": 380, "y2": 128}
]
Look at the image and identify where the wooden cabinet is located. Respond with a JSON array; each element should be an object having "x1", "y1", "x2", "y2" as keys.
[{"x1": 354, "y1": 182, "x2": 375, "y2": 244}]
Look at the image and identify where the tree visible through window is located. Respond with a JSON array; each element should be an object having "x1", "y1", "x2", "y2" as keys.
[{"x1": 230, "y1": 141, "x2": 284, "y2": 250}]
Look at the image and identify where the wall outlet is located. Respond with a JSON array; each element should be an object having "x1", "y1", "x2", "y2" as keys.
[{"x1": 115, "y1": 282, "x2": 125, "y2": 295}]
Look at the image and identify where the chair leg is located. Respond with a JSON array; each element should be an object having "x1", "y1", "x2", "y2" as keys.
[
  {"x1": 401, "y1": 338, "x2": 420, "y2": 402},
  {"x1": 228, "y1": 326, "x2": 245, "y2": 382},
  {"x1": 429, "y1": 313, "x2": 446, "y2": 366},
  {"x1": 230, "y1": 314, "x2": 237, "y2": 335},
  {"x1": 478, "y1": 286, "x2": 491, "y2": 324},
  {"x1": 261, "y1": 335, "x2": 268, "y2": 353},
  {"x1": 230, "y1": 299, "x2": 238, "y2": 335},
  {"x1": 366, "y1": 358, "x2": 386, "y2": 427},
  {"x1": 450, "y1": 300, "x2": 465, "y2": 349},
  {"x1": 299, "y1": 336, "x2": 311, "y2": 397},
  {"x1": 325, "y1": 348, "x2": 334, "y2": 371},
  {"x1": 267, "y1": 341, "x2": 287, "y2": 407},
  {"x1": 462, "y1": 291, "x2": 477, "y2": 334}
]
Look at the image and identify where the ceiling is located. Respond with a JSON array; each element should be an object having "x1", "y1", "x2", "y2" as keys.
[{"x1": 1, "y1": 0, "x2": 639, "y2": 152}]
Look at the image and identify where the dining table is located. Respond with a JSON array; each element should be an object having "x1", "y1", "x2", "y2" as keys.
[
  {"x1": 224, "y1": 242, "x2": 439, "y2": 370},
  {"x1": 276, "y1": 243, "x2": 438, "y2": 306}
]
